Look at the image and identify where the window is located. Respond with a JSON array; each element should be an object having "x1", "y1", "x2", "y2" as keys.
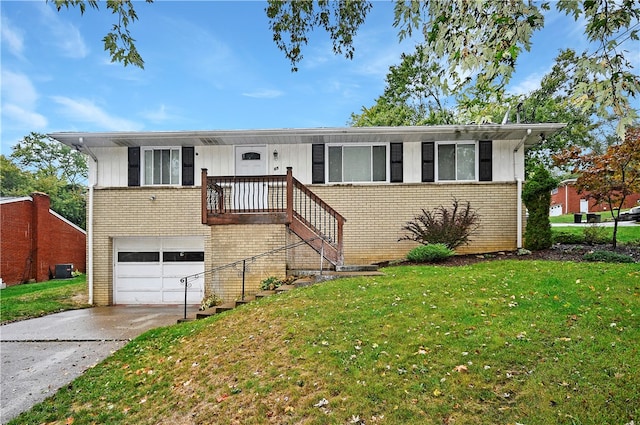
[
  {"x1": 327, "y1": 145, "x2": 387, "y2": 183},
  {"x1": 436, "y1": 142, "x2": 476, "y2": 181},
  {"x1": 143, "y1": 148, "x2": 180, "y2": 185},
  {"x1": 163, "y1": 251, "x2": 205, "y2": 262},
  {"x1": 117, "y1": 252, "x2": 160, "y2": 262}
]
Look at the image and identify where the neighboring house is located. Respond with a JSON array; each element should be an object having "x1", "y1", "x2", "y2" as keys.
[
  {"x1": 0, "y1": 193, "x2": 86, "y2": 287},
  {"x1": 550, "y1": 178, "x2": 640, "y2": 216},
  {"x1": 49, "y1": 124, "x2": 564, "y2": 306}
]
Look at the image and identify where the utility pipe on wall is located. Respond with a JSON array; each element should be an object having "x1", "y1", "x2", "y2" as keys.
[
  {"x1": 77, "y1": 137, "x2": 98, "y2": 305},
  {"x1": 514, "y1": 129, "x2": 531, "y2": 249}
]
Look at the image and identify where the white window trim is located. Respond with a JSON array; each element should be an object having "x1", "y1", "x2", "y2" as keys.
[
  {"x1": 326, "y1": 142, "x2": 390, "y2": 184},
  {"x1": 141, "y1": 146, "x2": 182, "y2": 186},
  {"x1": 434, "y1": 140, "x2": 479, "y2": 182}
]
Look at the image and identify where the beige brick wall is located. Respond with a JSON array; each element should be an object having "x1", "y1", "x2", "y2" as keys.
[
  {"x1": 309, "y1": 182, "x2": 520, "y2": 264},
  {"x1": 91, "y1": 187, "x2": 209, "y2": 305},
  {"x1": 90, "y1": 183, "x2": 522, "y2": 305},
  {"x1": 209, "y1": 224, "x2": 286, "y2": 302}
]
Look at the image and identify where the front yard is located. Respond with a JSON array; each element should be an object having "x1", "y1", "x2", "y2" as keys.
[
  {"x1": 0, "y1": 275, "x2": 89, "y2": 324},
  {"x1": 9, "y1": 260, "x2": 639, "y2": 425}
]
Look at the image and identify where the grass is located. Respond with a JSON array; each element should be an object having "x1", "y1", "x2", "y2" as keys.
[
  {"x1": 0, "y1": 275, "x2": 89, "y2": 324},
  {"x1": 551, "y1": 224, "x2": 640, "y2": 244},
  {"x1": 9, "y1": 261, "x2": 639, "y2": 425}
]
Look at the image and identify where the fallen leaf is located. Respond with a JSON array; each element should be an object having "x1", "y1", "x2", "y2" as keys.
[{"x1": 453, "y1": 365, "x2": 468, "y2": 373}]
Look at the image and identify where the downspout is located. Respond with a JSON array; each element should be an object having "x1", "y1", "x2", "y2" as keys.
[
  {"x1": 514, "y1": 129, "x2": 532, "y2": 249},
  {"x1": 76, "y1": 137, "x2": 98, "y2": 305}
]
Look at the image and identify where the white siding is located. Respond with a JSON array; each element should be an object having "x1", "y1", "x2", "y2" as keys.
[{"x1": 91, "y1": 139, "x2": 524, "y2": 187}]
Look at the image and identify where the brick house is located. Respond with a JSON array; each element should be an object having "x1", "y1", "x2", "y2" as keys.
[
  {"x1": 549, "y1": 178, "x2": 640, "y2": 216},
  {"x1": 49, "y1": 124, "x2": 564, "y2": 306},
  {"x1": 0, "y1": 193, "x2": 86, "y2": 286}
]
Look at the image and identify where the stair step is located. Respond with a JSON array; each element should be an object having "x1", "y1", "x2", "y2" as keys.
[
  {"x1": 255, "y1": 290, "x2": 277, "y2": 298},
  {"x1": 215, "y1": 302, "x2": 236, "y2": 312},
  {"x1": 336, "y1": 264, "x2": 379, "y2": 272},
  {"x1": 235, "y1": 296, "x2": 256, "y2": 306},
  {"x1": 275, "y1": 284, "x2": 296, "y2": 293}
]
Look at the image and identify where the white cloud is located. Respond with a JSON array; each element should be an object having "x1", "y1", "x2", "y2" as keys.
[
  {"x1": 1, "y1": 15, "x2": 25, "y2": 58},
  {"x1": 509, "y1": 69, "x2": 549, "y2": 96},
  {"x1": 141, "y1": 104, "x2": 180, "y2": 123},
  {"x1": 0, "y1": 70, "x2": 48, "y2": 130},
  {"x1": 51, "y1": 96, "x2": 142, "y2": 131},
  {"x1": 2, "y1": 104, "x2": 48, "y2": 130},
  {"x1": 38, "y1": 3, "x2": 89, "y2": 59},
  {"x1": 242, "y1": 89, "x2": 284, "y2": 99}
]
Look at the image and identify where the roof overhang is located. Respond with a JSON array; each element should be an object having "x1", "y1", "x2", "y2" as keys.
[{"x1": 49, "y1": 123, "x2": 566, "y2": 150}]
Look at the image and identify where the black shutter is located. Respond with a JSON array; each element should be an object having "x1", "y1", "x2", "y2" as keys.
[
  {"x1": 312, "y1": 144, "x2": 325, "y2": 184},
  {"x1": 128, "y1": 147, "x2": 140, "y2": 187},
  {"x1": 390, "y1": 142, "x2": 403, "y2": 182},
  {"x1": 182, "y1": 146, "x2": 195, "y2": 186},
  {"x1": 478, "y1": 140, "x2": 492, "y2": 182},
  {"x1": 421, "y1": 142, "x2": 435, "y2": 182}
]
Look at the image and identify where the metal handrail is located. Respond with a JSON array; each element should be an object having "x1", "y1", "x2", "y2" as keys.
[{"x1": 179, "y1": 236, "x2": 327, "y2": 320}]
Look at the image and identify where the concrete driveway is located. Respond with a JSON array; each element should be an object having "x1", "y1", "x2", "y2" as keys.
[{"x1": 0, "y1": 305, "x2": 199, "y2": 424}]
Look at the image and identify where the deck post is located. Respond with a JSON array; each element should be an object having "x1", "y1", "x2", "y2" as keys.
[
  {"x1": 337, "y1": 217, "x2": 344, "y2": 266},
  {"x1": 286, "y1": 167, "x2": 293, "y2": 224},
  {"x1": 201, "y1": 168, "x2": 208, "y2": 224}
]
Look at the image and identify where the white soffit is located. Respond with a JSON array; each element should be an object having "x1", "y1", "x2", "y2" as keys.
[{"x1": 49, "y1": 123, "x2": 566, "y2": 149}]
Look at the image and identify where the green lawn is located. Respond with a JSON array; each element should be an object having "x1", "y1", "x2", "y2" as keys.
[
  {"x1": 0, "y1": 275, "x2": 89, "y2": 324},
  {"x1": 551, "y1": 223, "x2": 640, "y2": 244},
  {"x1": 10, "y1": 261, "x2": 639, "y2": 425}
]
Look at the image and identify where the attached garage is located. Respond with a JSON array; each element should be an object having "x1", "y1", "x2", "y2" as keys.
[{"x1": 114, "y1": 237, "x2": 204, "y2": 305}]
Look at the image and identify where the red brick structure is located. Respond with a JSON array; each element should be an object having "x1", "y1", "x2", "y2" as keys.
[
  {"x1": 0, "y1": 193, "x2": 86, "y2": 286},
  {"x1": 550, "y1": 179, "x2": 640, "y2": 215}
]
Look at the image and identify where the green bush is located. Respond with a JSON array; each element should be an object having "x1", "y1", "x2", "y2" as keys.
[
  {"x1": 583, "y1": 251, "x2": 635, "y2": 263},
  {"x1": 399, "y1": 199, "x2": 479, "y2": 249},
  {"x1": 553, "y1": 232, "x2": 586, "y2": 244},
  {"x1": 522, "y1": 166, "x2": 557, "y2": 251},
  {"x1": 406, "y1": 243, "x2": 455, "y2": 263},
  {"x1": 260, "y1": 276, "x2": 294, "y2": 291},
  {"x1": 583, "y1": 225, "x2": 609, "y2": 245}
]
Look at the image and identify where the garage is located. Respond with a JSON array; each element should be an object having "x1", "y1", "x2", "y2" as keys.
[{"x1": 114, "y1": 237, "x2": 205, "y2": 305}]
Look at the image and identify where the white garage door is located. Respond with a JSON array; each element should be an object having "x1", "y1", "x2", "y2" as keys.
[{"x1": 114, "y1": 237, "x2": 205, "y2": 305}]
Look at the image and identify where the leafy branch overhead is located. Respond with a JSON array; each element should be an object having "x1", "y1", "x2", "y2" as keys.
[
  {"x1": 51, "y1": 0, "x2": 152, "y2": 68},
  {"x1": 51, "y1": 0, "x2": 639, "y2": 136}
]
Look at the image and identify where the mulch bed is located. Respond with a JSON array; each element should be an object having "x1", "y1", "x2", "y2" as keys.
[{"x1": 390, "y1": 243, "x2": 640, "y2": 267}]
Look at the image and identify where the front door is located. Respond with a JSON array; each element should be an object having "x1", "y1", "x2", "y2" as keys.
[{"x1": 234, "y1": 146, "x2": 268, "y2": 210}]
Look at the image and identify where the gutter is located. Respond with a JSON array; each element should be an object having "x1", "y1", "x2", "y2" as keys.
[{"x1": 514, "y1": 129, "x2": 532, "y2": 249}]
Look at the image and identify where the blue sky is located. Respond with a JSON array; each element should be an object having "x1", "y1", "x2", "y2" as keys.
[{"x1": 1, "y1": 1, "x2": 636, "y2": 155}]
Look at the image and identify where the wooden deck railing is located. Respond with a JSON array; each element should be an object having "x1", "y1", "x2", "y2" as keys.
[{"x1": 201, "y1": 167, "x2": 345, "y2": 265}]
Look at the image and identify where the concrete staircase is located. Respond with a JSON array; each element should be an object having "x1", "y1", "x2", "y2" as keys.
[{"x1": 194, "y1": 266, "x2": 382, "y2": 320}]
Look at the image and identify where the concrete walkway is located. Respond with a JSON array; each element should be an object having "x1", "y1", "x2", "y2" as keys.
[{"x1": 0, "y1": 305, "x2": 199, "y2": 424}]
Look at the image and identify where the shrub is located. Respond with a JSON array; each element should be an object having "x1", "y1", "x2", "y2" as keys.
[
  {"x1": 583, "y1": 251, "x2": 635, "y2": 263},
  {"x1": 583, "y1": 225, "x2": 609, "y2": 245},
  {"x1": 200, "y1": 293, "x2": 223, "y2": 310},
  {"x1": 406, "y1": 243, "x2": 455, "y2": 263},
  {"x1": 553, "y1": 232, "x2": 586, "y2": 244},
  {"x1": 522, "y1": 166, "x2": 557, "y2": 251},
  {"x1": 260, "y1": 276, "x2": 294, "y2": 290},
  {"x1": 399, "y1": 199, "x2": 480, "y2": 249}
]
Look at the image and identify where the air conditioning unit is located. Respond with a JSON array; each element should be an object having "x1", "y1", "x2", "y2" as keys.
[{"x1": 55, "y1": 264, "x2": 73, "y2": 279}]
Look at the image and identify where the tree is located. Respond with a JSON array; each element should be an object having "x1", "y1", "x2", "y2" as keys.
[
  {"x1": 522, "y1": 166, "x2": 557, "y2": 251},
  {"x1": 554, "y1": 127, "x2": 640, "y2": 249},
  {"x1": 267, "y1": 0, "x2": 639, "y2": 137},
  {"x1": 53, "y1": 0, "x2": 639, "y2": 136},
  {"x1": 5, "y1": 132, "x2": 88, "y2": 229},
  {"x1": 349, "y1": 45, "x2": 456, "y2": 126}
]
